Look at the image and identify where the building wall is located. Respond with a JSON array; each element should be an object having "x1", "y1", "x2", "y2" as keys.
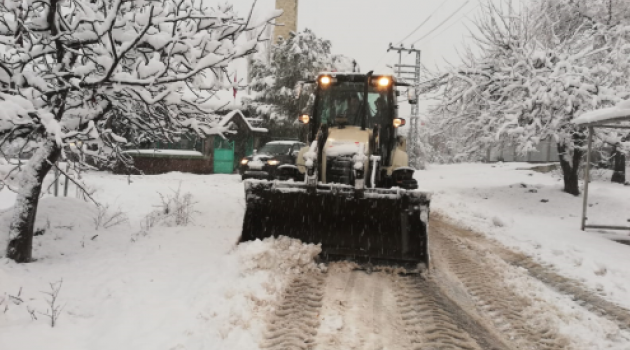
[
  {"x1": 274, "y1": 0, "x2": 298, "y2": 42},
  {"x1": 114, "y1": 156, "x2": 214, "y2": 175}
]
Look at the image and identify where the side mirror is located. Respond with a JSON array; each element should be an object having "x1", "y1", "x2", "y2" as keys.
[
  {"x1": 294, "y1": 81, "x2": 304, "y2": 100},
  {"x1": 407, "y1": 88, "x2": 418, "y2": 105}
]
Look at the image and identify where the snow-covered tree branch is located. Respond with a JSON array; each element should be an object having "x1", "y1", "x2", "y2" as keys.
[
  {"x1": 430, "y1": 0, "x2": 630, "y2": 194},
  {"x1": 0, "y1": 0, "x2": 281, "y2": 262}
]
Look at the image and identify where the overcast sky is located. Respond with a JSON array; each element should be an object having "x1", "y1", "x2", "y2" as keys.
[
  {"x1": 211, "y1": 0, "x2": 489, "y2": 115},
  {"x1": 226, "y1": 0, "x2": 485, "y2": 73}
]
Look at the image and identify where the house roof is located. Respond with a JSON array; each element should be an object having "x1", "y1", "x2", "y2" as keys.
[{"x1": 218, "y1": 110, "x2": 267, "y2": 133}]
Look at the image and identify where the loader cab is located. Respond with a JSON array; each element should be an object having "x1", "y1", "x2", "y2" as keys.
[{"x1": 300, "y1": 73, "x2": 403, "y2": 166}]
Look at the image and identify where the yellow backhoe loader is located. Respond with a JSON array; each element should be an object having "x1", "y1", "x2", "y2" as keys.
[{"x1": 240, "y1": 72, "x2": 431, "y2": 269}]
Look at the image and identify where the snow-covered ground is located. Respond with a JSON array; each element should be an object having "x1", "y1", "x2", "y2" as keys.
[
  {"x1": 0, "y1": 172, "x2": 319, "y2": 350},
  {"x1": 1, "y1": 162, "x2": 629, "y2": 349},
  {"x1": 416, "y1": 162, "x2": 630, "y2": 309}
]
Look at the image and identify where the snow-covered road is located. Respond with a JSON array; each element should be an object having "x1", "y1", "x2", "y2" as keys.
[{"x1": 257, "y1": 214, "x2": 630, "y2": 350}]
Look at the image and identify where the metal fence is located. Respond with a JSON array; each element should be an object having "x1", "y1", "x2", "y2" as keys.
[
  {"x1": 485, "y1": 140, "x2": 612, "y2": 165},
  {"x1": 485, "y1": 139, "x2": 560, "y2": 163}
]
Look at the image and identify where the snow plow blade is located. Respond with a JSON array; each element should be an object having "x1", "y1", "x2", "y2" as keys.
[{"x1": 240, "y1": 180, "x2": 431, "y2": 269}]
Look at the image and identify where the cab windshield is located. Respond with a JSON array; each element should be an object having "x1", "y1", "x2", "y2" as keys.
[{"x1": 314, "y1": 82, "x2": 391, "y2": 128}]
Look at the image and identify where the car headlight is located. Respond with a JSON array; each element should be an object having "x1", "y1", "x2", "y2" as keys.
[
  {"x1": 241, "y1": 159, "x2": 249, "y2": 165},
  {"x1": 267, "y1": 160, "x2": 280, "y2": 166}
]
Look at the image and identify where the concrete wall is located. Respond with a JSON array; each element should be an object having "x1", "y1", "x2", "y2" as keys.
[{"x1": 274, "y1": 0, "x2": 298, "y2": 42}]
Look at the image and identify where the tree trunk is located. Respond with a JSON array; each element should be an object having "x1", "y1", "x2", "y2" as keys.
[
  {"x1": 557, "y1": 143, "x2": 583, "y2": 196},
  {"x1": 611, "y1": 145, "x2": 626, "y2": 184},
  {"x1": 6, "y1": 139, "x2": 61, "y2": 262}
]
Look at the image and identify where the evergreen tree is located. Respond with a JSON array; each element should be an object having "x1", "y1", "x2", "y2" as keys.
[{"x1": 248, "y1": 29, "x2": 358, "y2": 140}]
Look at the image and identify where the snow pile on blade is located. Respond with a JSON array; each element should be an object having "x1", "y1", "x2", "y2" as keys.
[{"x1": 237, "y1": 236, "x2": 325, "y2": 274}]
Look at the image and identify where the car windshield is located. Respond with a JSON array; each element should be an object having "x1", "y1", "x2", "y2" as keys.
[
  {"x1": 314, "y1": 82, "x2": 391, "y2": 128},
  {"x1": 258, "y1": 143, "x2": 292, "y2": 156}
]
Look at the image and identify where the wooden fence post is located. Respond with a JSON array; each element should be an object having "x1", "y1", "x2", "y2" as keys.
[{"x1": 54, "y1": 165, "x2": 59, "y2": 197}]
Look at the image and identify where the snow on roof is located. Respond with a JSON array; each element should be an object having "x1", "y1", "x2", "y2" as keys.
[
  {"x1": 123, "y1": 149, "x2": 205, "y2": 157},
  {"x1": 267, "y1": 140, "x2": 300, "y2": 145},
  {"x1": 218, "y1": 110, "x2": 267, "y2": 133},
  {"x1": 573, "y1": 100, "x2": 630, "y2": 126}
]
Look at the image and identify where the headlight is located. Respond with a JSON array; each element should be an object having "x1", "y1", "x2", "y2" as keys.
[
  {"x1": 267, "y1": 160, "x2": 280, "y2": 166},
  {"x1": 319, "y1": 76, "x2": 331, "y2": 85},
  {"x1": 240, "y1": 159, "x2": 249, "y2": 165},
  {"x1": 298, "y1": 114, "x2": 310, "y2": 124},
  {"x1": 378, "y1": 77, "x2": 391, "y2": 87},
  {"x1": 393, "y1": 118, "x2": 406, "y2": 128}
]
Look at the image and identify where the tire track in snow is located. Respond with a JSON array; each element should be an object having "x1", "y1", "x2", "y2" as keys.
[
  {"x1": 395, "y1": 276, "x2": 488, "y2": 350},
  {"x1": 430, "y1": 228, "x2": 571, "y2": 350},
  {"x1": 505, "y1": 254, "x2": 630, "y2": 330},
  {"x1": 313, "y1": 270, "x2": 410, "y2": 350},
  {"x1": 261, "y1": 273, "x2": 325, "y2": 350},
  {"x1": 370, "y1": 280, "x2": 384, "y2": 350},
  {"x1": 434, "y1": 215, "x2": 630, "y2": 331}
]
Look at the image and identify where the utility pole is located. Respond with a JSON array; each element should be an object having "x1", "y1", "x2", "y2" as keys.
[{"x1": 387, "y1": 43, "x2": 422, "y2": 169}]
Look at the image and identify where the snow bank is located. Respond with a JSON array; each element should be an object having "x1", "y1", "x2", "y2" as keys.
[
  {"x1": 0, "y1": 172, "x2": 284, "y2": 350},
  {"x1": 237, "y1": 236, "x2": 324, "y2": 274}
]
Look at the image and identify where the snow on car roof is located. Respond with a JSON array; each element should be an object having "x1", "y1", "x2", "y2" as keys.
[
  {"x1": 318, "y1": 71, "x2": 394, "y2": 77},
  {"x1": 572, "y1": 99, "x2": 630, "y2": 125}
]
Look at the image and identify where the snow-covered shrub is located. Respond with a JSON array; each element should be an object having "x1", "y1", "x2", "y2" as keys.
[
  {"x1": 40, "y1": 280, "x2": 64, "y2": 328},
  {"x1": 156, "y1": 185, "x2": 197, "y2": 227},
  {"x1": 137, "y1": 184, "x2": 197, "y2": 235},
  {"x1": 93, "y1": 205, "x2": 129, "y2": 230}
]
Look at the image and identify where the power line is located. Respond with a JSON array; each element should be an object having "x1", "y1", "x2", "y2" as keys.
[
  {"x1": 380, "y1": 0, "x2": 480, "y2": 71},
  {"x1": 411, "y1": 0, "x2": 470, "y2": 45},
  {"x1": 417, "y1": 3, "x2": 482, "y2": 44},
  {"x1": 373, "y1": 49, "x2": 399, "y2": 71},
  {"x1": 394, "y1": 0, "x2": 453, "y2": 45}
]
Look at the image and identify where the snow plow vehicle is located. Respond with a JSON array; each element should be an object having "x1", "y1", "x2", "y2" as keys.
[{"x1": 240, "y1": 72, "x2": 431, "y2": 269}]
